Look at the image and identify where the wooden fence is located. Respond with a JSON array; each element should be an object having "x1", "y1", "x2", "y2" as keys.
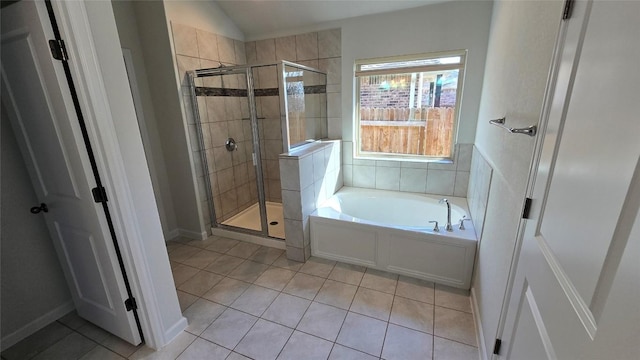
[{"x1": 360, "y1": 107, "x2": 454, "y2": 157}]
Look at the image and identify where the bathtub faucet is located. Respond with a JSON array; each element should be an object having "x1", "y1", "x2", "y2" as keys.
[{"x1": 439, "y1": 198, "x2": 453, "y2": 231}]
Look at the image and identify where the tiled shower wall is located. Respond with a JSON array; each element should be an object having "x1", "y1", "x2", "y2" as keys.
[
  {"x1": 245, "y1": 28, "x2": 342, "y2": 138},
  {"x1": 172, "y1": 24, "x2": 341, "y2": 233},
  {"x1": 244, "y1": 29, "x2": 341, "y2": 205},
  {"x1": 342, "y1": 142, "x2": 473, "y2": 197},
  {"x1": 171, "y1": 22, "x2": 257, "y2": 231}
]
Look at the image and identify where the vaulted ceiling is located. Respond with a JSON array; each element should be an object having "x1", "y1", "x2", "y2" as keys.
[{"x1": 215, "y1": 0, "x2": 453, "y2": 39}]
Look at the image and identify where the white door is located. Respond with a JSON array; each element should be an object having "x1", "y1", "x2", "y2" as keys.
[
  {"x1": 1, "y1": 1, "x2": 141, "y2": 345},
  {"x1": 500, "y1": 0, "x2": 640, "y2": 359}
]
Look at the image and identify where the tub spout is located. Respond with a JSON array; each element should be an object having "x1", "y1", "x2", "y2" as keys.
[{"x1": 439, "y1": 198, "x2": 453, "y2": 231}]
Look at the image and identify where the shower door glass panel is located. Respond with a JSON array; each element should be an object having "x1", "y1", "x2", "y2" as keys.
[
  {"x1": 283, "y1": 64, "x2": 328, "y2": 149},
  {"x1": 198, "y1": 71, "x2": 266, "y2": 235},
  {"x1": 252, "y1": 64, "x2": 285, "y2": 239}
]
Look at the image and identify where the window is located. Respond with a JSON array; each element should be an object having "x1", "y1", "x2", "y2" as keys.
[{"x1": 355, "y1": 50, "x2": 466, "y2": 161}]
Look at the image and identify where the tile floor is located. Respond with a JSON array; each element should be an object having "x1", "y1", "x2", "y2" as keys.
[{"x1": 2, "y1": 236, "x2": 479, "y2": 360}]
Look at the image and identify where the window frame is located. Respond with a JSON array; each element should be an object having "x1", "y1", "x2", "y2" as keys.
[{"x1": 354, "y1": 49, "x2": 467, "y2": 162}]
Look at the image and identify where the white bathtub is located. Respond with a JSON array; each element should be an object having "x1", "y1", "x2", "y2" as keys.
[{"x1": 310, "y1": 187, "x2": 477, "y2": 289}]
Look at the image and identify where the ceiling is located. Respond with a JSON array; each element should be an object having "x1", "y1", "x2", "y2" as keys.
[{"x1": 215, "y1": 0, "x2": 453, "y2": 39}]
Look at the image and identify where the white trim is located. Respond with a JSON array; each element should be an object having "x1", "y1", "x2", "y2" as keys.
[
  {"x1": 471, "y1": 287, "x2": 488, "y2": 360},
  {"x1": 178, "y1": 228, "x2": 208, "y2": 241},
  {"x1": 0, "y1": 302, "x2": 74, "y2": 351},
  {"x1": 162, "y1": 317, "x2": 188, "y2": 346},
  {"x1": 51, "y1": 1, "x2": 184, "y2": 349},
  {"x1": 165, "y1": 228, "x2": 181, "y2": 241}
]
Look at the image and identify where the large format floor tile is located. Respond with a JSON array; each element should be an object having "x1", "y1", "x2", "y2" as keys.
[
  {"x1": 434, "y1": 306, "x2": 477, "y2": 346},
  {"x1": 382, "y1": 324, "x2": 433, "y2": 360},
  {"x1": 336, "y1": 312, "x2": 387, "y2": 357},
  {"x1": 262, "y1": 293, "x2": 311, "y2": 328},
  {"x1": 297, "y1": 302, "x2": 347, "y2": 342},
  {"x1": 234, "y1": 319, "x2": 293, "y2": 360},
  {"x1": 5, "y1": 237, "x2": 479, "y2": 360}
]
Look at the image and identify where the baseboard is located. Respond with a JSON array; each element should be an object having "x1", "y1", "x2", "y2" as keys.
[
  {"x1": 165, "y1": 228, "x2": 180, "y2": 241},
  {"x1": 471, "y1": 287, "x2": 488, "y2": 360},
  {"x1": 159, "y1": 316, "x2": 188, "y2": 350},
  {"x1": 211, "y1": 227, "x2": 286, "y2": 250},
  {"x1": 0, "y1": 301, "x2": 75, "y2": 351},
  {"x1": 177, "y1": 228, "x2": 207, "y2": 241}
]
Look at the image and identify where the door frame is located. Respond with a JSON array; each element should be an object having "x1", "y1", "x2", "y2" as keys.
[
  {"x1": 491, "y1": 3, "x2": 571, "y2": 358},
  {"x1": 45, "y1": 1, "x2": 186, "y2": 349}
]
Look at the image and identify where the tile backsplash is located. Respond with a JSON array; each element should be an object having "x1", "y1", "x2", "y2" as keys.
[
  {"x1": 467, "y1": 146, "x2": 493, "y2": 237},
  {"x1": 342, "y1": 142, "x2": 472, "y2": 198}
]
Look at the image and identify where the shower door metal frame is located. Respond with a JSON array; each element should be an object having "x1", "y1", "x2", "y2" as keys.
[{"x1": 188, "y1": 66, "x2": 269, "y2": 238}]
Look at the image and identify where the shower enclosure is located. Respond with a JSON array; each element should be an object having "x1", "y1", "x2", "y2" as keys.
[{"x1": 188, "y1": 61, "x2": 327, "y2": 240}]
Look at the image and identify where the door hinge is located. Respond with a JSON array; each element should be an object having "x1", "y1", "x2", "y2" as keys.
[
  {"x1": 562, "y1": 0, "x2": 574, "y2": 20},
  {"x1": 522, "y1": 197, "x2": 532, "y2": 219},
  {"x1": 48, "y1": 39, "x2": 68, "y2": 61},
  {"x1": 493, "y1": 338, "x2": 502, "y2": 355},
  {"x1": 124, "y1": 297, "x2": 137, "y2": 311},
  {"x1": 92, "y1": 187, "x2": 108, "y2": 203}
]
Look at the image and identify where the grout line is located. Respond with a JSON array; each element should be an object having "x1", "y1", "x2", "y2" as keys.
[
  {"x1": 433, "y1": 294, "x2": 436, "y2": 360},
  {"x1": 172, "y1": 238, "x2": 477, "y2": 358}
]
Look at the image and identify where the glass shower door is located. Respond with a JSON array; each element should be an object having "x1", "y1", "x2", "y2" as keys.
[
  {"x1": 195, "y1": 69, "x2": 269, "y2": 237},
  {"x1": 251, "y1": 64, "x2": 285, "y2": 239}
]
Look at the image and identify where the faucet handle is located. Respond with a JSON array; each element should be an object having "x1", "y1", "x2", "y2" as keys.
[
  {"x1": 429, "y1": 221, "x2": 439, "y2": 232},
  {"x1": 459, "y1": 216, "x2": 472, "y2": 230}
]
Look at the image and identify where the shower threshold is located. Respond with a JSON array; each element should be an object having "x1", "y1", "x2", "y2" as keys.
[{"x1": 221, "y1": 201, "x2": 285, "y2": 239}]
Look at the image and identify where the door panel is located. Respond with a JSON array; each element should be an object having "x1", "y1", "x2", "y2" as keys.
[
  {"x1": 501, "y1": 1, "x2": 640, "y2": 358},
  {"x1": 509, "y1": 285, "x2": 553, "y2": 360},
  {"x1": 538, "y1": 0, "x2": 640, "y2": 303},
  {"x1": 1, "y1": 1, "x2": 140, "y2": 344},
  {"x1": 55, "y1": 223, "x2": 113, "y2": 309},
  {"x1": 1, "y1": 31, "x2": 80, "y2": 199}
]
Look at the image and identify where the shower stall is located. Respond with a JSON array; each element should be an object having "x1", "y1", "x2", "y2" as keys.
[{"x1": 188, "y1": 61, "x2": 327, "y2": 241}]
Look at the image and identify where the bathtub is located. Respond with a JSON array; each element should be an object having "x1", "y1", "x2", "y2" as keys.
[{"x1": 310, "y1": 187, "x2": 477, "y2": 289}]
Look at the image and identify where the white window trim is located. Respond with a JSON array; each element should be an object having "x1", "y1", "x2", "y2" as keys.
[{"x1": 354, "y1": 50, "x2": 467, "y2": 163}]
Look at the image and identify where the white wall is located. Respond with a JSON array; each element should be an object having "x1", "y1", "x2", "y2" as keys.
[
  {"x1": 120, "y1": 0, "x2": 247, "y2": 239},
  {"x1": 340, "y1": 0, "x2": 493, "y2": 145},
  {"x1": 471, "y1": 0, "x2": 563, "y2": 357},
  {"x1": 1, "y1": 106, "x2": 72, "y2": 348},
  {"x1": 130, "y1": 0, "x2": 205, "y2": 238},
  {"x1": 245, "y1": 1, "x2": 492, "y2": 198},
  {"x1": 112, "y1": 0, "x2": 177, "y2": 239},
  {"x1": 163, "y1": 0, "x2": 244, "y2": 41}
]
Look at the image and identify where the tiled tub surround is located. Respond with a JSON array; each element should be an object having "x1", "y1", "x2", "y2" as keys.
[
  {"x1": 280, "y1": 141, "x2": 342, "y2": 262},
  {"x1": 466, "y1": 146, "x2": 493, "y2": 238},
  {"x1": 342, "y1": 142, "x2": 473, "y2": 198},
  {"x1": 311, "y1": 188, "x2": 477, "y2": 289}
]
